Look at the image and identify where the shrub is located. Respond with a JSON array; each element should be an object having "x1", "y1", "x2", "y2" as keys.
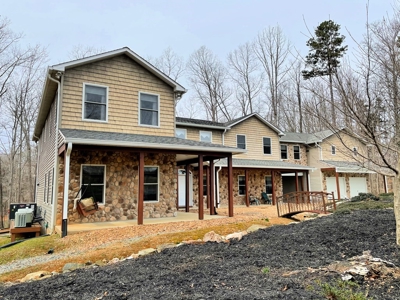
[
  {"x1": 317, "y1": 280, "x2": 369, "y2": 300},
  {"x1": 350, "y1": 193, "x2": 379, "y2": 202}
]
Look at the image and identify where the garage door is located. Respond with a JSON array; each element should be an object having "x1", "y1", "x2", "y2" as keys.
[
  {"x1": 326, "y1": 177, "x2": 346, "y2": 199},
  {"x1": 349, "y1": 177, "x2": 367, "y2": 198}
]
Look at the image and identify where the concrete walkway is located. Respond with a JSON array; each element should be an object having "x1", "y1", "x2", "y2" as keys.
[{"x1": 54, "y1": 211, "x2": 225, "y2": 235}]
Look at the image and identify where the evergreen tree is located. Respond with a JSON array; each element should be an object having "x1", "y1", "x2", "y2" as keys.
[{"x1": 302, "y1": 20, "x2": 347, "y2": 126}]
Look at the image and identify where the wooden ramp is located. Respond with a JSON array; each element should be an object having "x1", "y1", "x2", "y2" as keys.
[{"x1": 277, "y1": 191, "x2": 336, "y2": 218}]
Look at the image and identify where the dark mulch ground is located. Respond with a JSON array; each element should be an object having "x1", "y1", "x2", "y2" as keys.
[{"x1": 1, "y1": 209, "x2": 399, "y2": 299}]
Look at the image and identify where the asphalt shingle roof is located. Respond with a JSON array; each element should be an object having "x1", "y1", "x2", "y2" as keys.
[
  {"x1": 175, "y1": 117, "x2": 227, "y2": 128},
  {"x1": 281, "y1": 130, "x2": 334, "y2": 144}
]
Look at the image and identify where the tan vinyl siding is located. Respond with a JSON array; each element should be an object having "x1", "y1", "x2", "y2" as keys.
[
  {"x1": 36, "y1": 97, "x2": 57, "y2": 231},
  {"x1": 321, "y1": 134, "x2": 366, "y2": 161},
  {"x1": 176, "y1": 126, "x2": 223, "y2": 144},
  {"x1": 309, "y1": 169, "x2": 323, "y2": 191},
  {"x1": 61, "y1": 55, "x2": 175, "y2": 136},
  {"x1": 224, "y1": 117, "x2": 280, "y2": 160}
]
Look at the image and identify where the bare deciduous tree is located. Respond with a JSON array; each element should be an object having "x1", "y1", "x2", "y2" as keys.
[
  {"x1": 148, "y1": 47, "x2": 185, "y2": 82},
  {"x1": 67, "y1": 44, "x2": 105, "y2": 60}
]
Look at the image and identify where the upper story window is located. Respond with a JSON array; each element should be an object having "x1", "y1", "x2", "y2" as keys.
[
  {"x1": 263, "y1": 137, "x2": 271, "y2": 155},
  {"x1": 175, "y1": 128, "x2": 187, "y2": 139},
  {"x1": 144, "y1": 166, "x2": 159, "y2": 202},
  {"x1": 293, "y1": 145, "x2": 300, "y2": 160},
  {"x1": 83, "y1": 83, "x2": 108, "y2": 121},
  {"x1": 139, "y1": 92, "x2": 159, "y2": 126},
  {"x1": 331, "y1": 145, "x2": 336, "y2": 155},
  {"x1": 237, "y1": 135, "x2": 246, "y2": 149},
  {"x1": 200, "y1": 131, "x2": 212, "y2": 143},
  {"x1": 353, "y1": 147, "x2": 358, "y2": 156},
  {"x1": 81, "y1": 165, "x2": 106, "y2": 204},
  {"x1": 281, "y1": 145, "x2": 288, "y2": 159}
]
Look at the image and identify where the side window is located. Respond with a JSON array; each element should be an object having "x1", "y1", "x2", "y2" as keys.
[
  {"x1": 237, "y1": 135, "x2": 246, "y2": 149},
  {"x1": 139, "y1": 92, "x2": 159, "y2": 126},
  {"x1": 293, "y1": 145, "x2": 300, "y2": 160},
  {"x1": 263, "y1": 137, "x2": 271, "y2": 154},
  {"x1": 83, "y1": 84, "x2": 108, "y2": 121},
  {"x1": 265, "y1": 176, "x2": 272, "y2": 194},
  {"x1": 175, "y1": 128, "x2": 187, "y2": 139},
  {"x1": 331, "y1": 145, "x2": 336, "y2": 155},
  {"x1": 238, "y1": 175, "x2": 246, "y2": 195},
  {"x1": 144, "y1": 166, "x2": 159, "y2": 202},
  {"x1": 81, "y1": 165, "x2": 106, "y2": 204},
  {"x1": 200, "y1": 131, "x2": 212, "y2": 143},
  {"x1": 281, "y1": 145, "x2": 288, "y2": 159}
]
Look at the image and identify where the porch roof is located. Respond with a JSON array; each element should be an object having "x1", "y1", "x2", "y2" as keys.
[
  {"x1": 321, "y1": 160, "x2": 375, "y2": 174},
  {"x1": 214, "y1": 158, "x2": 314, "y2": 171},
  {"x1": 59, "y1": 128, "x2": 246, "y2": 154}
]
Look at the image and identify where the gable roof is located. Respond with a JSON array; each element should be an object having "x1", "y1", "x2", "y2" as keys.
[
  {"x1": 281, "y1": 128, "x2": 365, "y2": 145},
  {"x1": 225, "y1": 113, "x2": 284, "y2": 136},
  {"x1": 33, "y1": 47, "x2": 187, "y2": 141}
]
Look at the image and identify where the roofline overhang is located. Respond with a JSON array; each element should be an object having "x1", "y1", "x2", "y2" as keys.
[
  {"x1": 63, "y1": 138, "x2": 246, "y2": 155},
  {"x1": 175, "y1": 122, "x2": 229, "y2": 130},
  {"x1": 215, "y1": 163, "x2": 315, "y2": 171},
  {"x1": 228, "y1": 113, "x2": 285, "y2": 136}
]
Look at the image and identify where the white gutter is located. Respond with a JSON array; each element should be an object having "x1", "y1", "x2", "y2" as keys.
[
  {"x1": 47, "y1": 72, "x2": 62, "y2": 233},
  {"x1": 62, "y1": 142, "x2": 72, "y2": 237},
  {"x1": 176, "y1": 122, "x2": 228, "y2": 131},
  {"x1": 222, "y1": 128, "x2": 228, "y2": 145}
]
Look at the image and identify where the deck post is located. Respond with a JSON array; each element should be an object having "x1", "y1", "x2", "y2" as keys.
[
  {"x1": 245, "y1": 169, "x2": 249, "y2": 207},
  {"x1": 209, "y1": 160, "x2": 215, "y2": 215},
  {"x1": 185, "y1": 164, "x2": 190, "y2": 212},
  {"x1": 228, "y1": 154, "x2": 234, "y2": 217},
  {"x1": 138, "y1": 152, "x2": 144, "y2": 225},
  {"x1": 335, "y1": 171, "x2": 341, "y2": 200},
  {"x1": 198, "y1": 155, "x2": 204, "y2": 220}
]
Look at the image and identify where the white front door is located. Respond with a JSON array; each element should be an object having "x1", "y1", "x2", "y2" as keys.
[
  {"x1": 326, "y1": 177, "x2": 346, "y2": 199},
  {"x1": 349, "y1": 177, "x2": 367, "y2": 198},
  {"x1": 178, "y1": 169, "x2": 193, "y2": 207}
]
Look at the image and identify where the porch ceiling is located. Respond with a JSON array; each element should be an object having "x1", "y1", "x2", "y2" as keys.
[{"x1": 215, "y1": 158, "x2": 315, "y2": 171}]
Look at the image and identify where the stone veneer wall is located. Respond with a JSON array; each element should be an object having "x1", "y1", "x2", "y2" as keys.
[
  {"x1": 322, "y1": 171, "x2": 371, "y2": 199},
  {"x1": 57, "y1": 150, "x2": 177, "y2": 224}
]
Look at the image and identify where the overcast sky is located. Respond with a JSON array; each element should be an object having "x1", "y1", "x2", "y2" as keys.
[{"x1": 2, "y1": 0, "x2": 396, "y2": 65}]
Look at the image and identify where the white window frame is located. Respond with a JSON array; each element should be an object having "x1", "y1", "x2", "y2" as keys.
[
  {"x1": 200, "y1": 131, "x2": 212, "y2": 143},
  {"x1": 263, "y1": 137, "x2": 272, "y2": 155},
  {"x1": 238, "y1": 175, "x2": 246, "y2": 196},
  {"x1": 281, "y1": 144, "x2": 288, "y2": 160},
  {"x1": 331, "y1": 145, "x2": 336, "y2": 155},
  {"x1": 236, "y1": 134, "x2": 246, "y2": 149},
  {"x1": 82, "y1": 83, "x2": 109, "y2": 123},
  {"x1": 293, "y1": 145, "x2": 301, "y2": 160},
  {"x1": 80, "y1": 164, "x2": 106, "y2": 205},
  {"x1": 138, "y1": 92, "x2": 160, "y2": 128},
  {"x1": 175, "y1": 128, "x2": 187, "y2": 139},
  {"x1": 144, "y1": 166, "x2": 159, "y2": 202}
]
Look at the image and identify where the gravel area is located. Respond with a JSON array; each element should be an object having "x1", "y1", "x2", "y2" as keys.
[{"x1": 0, "y1": 209, "x2": 399, "y2": 299}]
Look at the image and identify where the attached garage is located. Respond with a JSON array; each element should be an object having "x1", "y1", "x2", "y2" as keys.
[
  {"x1": 349, "y1": 177, "x2": 367, "y2": 198},
  {"x1": 326, "y1": 177, "x2": 346, "y2": 198}
]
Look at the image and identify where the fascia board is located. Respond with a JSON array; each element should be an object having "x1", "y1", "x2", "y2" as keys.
[{"x1": 175, "y1": 122, "x2": 229, "y2": 130}]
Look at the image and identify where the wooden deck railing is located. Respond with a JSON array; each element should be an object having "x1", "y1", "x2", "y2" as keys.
[{"x1": 276, "y1": 191, "x2": 336, "y2": 217}]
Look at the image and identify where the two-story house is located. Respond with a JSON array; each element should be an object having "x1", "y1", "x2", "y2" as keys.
[
  {"x1": 33, "y1": 47, "x2": 244, "y2": 236},
  {"x1": 176, "y1": 114, "x2": 314, "y2": 207}
]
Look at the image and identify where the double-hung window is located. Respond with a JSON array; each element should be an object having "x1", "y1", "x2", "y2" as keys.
[
  {"x1": 203, "y1": 175, "x2": 208, "y2": 196},
  {"x1": 83, "y1": 84, "x2": 108, "y2": 121},
  {"x1": 331, "y1": 145, "x2": 336, "y2": 155},
  {"x1": 263, "y1": 137, "x2": 271, "y2": 154},
  {"x1": 238, "y1": 175, "x2": 246, "y2": 195},
  {"x1": 281, "y1": 145, "x2": 288, "y2": 159},
  {"x1": 200, "y1": 131, "x2": 212, "y2": 143},
  {"x1": 265, "y1": 176, "x2": 272, "y2": 194},
  {"x1": 293, "y1": 145, "x2": 300, "y2": 160},
  {"x1": 144, "y1": 167, "x2": 159, "y2": 202},
  {"x1": 81, "y1": 165, "x2": 106, "y2": 204},
  {"x1": 139, "y1": 92, "x2": 159, "y2": 126},
  {"x1": 237, "y1": 135, "x2": 246, "y2": 149}
]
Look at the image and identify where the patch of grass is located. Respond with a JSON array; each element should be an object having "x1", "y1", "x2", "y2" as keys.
[
  {"x1": 332, "y1": 200, "x2": 393, "y2": 214},
  {"x1": 0, "y1": 237, "x2": 10, "y2": 247},
  {"x1": 317, "y1": 279, "x2": 369, "y2": 300},
  {"x1": 261, "y1": 267, "x2": 270, "y2": 274}
]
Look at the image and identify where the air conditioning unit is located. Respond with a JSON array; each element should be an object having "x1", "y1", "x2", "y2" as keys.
[{"x1": 15, "y1": 208, "x2": 34, "y2": 228}]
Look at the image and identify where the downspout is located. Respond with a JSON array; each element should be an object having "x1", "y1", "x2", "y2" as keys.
[
  {"x1": 315, "y1": 142, "x2": 322, "y2": 161},
  {"x1": 62, "y1": 142, "x2": 72, "y2": 237},
  {"x1": 216, "y1": 165, "x2": 222, "y2": 207},
  {"x1": 222, "y1": 128, "x2": 227, "y2": 145},
  {"x1": 47, "y1": 71, "x2": 63, "y2": 233}
]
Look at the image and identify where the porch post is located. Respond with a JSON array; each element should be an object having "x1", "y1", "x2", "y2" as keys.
[
  {"x1": 335, "y1": 170, "x2": 341, "y2": 200},
  {"x1": 209, "y1": 160, "x2": 215, "y2": 215},
  {"x1": 271, "y1": 170, "x2": 276, "y2": 205},
  {"x1": 206, "y1": 166, "x2": 210, "y2": 209},
  {"x1": 138, "y1": 152, "x2": 144, "y2": 225},
  {"x1": 185, "y1": 164, "x2": 190, "y2": 212},
  {"x1": 61, "y1": 142, "x2": 72, "y2": 238},
  {"x1": 228, "y1": 154, "x2": 234, "y2": 217},
  {"x1": 245, "y1": 169, "x2": 250, "y2": 207},
  {"x1": 198, "y1": 155, "x2": 204, "y2": 220},
  {"x1": 305, "y1": 170, "x2": 310, "y2": 191}
]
